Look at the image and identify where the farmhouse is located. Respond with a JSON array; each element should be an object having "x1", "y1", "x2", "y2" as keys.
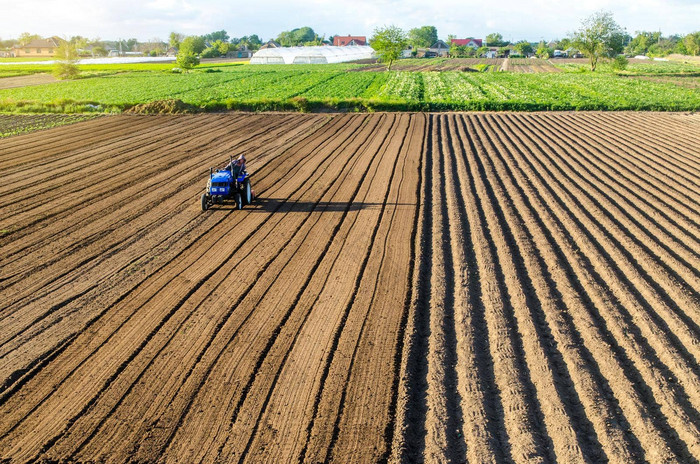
[
  {"x1": 333, "y1": 35, "x2": 366, "y2": 46},
  {"x1": 11, "y1": 37, "x2": 62, "y2": 57},
  {"x1": 428, "y1": 40, "x2": 450, "y2": 57},
  {"x1": 259, "y1": 40, "x2": 281, "y2": 50},
  {"x1": 451, "y1": 38, "x2": 483, "y2": 49}
]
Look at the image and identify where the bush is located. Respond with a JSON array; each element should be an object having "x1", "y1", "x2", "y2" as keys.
[
  {"x1": 611, "y1": 55, "x2": 629, "y2": 70},
  {"x1": 176, "y1": 52, "x2": 199, "y2": 71}
]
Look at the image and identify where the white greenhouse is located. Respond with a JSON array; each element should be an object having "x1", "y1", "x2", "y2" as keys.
[{"x1": 250, "y1": 45, "x2": 375, "y2": 65}]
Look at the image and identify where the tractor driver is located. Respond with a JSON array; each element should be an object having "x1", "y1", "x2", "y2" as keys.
[{"x1": 226, "y1": 155, "x2": 246, "y2": 177}]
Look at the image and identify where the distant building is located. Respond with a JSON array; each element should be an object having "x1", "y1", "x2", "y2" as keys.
[
  {"x1": 260, "y1": 40, "x2": 281, "y2": 50},
  {"x1": 333, "y1": 35, "x2": 366, "y2": 46},
  {"x1": 12, "y1": 37, "x2": 62, "y2": 58},
  {"x1": 429, "y1": 40, "x2": 450, "y2": 57},
  {"x1": 233, "y1": 45, "x2": 253, "y2": 58},
  {"x1": 451, "y1": 38, "x2": 483, "y2": 49}
]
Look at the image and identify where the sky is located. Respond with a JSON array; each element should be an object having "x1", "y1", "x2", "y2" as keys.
[{"x1": 2, "y1": 0, "x2": 698, "y2": 43}]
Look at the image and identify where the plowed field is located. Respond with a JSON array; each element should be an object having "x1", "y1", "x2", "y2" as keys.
[{"x1": 1, "y1": 112, "x2": 699, "y2": 463}]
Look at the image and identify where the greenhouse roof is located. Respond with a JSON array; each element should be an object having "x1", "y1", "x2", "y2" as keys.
[{"x1": 250, "y1": 45, "x2": 375, "y2": 65}]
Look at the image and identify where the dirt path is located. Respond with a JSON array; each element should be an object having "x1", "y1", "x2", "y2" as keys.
[{"x1": 1, "y1": 112, "x2": 699, "y2": 463}]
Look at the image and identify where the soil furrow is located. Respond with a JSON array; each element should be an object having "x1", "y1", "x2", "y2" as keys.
[
  {"x1": 510, "y1": 114, "x2": 700, "y2": 356},
  {"x1": 500, "y1": 114, "x2": 700, "y2": 461},
  {"x1": 546, "y1": 113, "x2": 700, "y2": 211},
  {"x1": 533, "y1": 115, "x2": 700, "y2": 233},
  {"x1": 601, "y1": 113, "x2": 700, "y2": 170},
  {"x1": 57, "y1": 115, "x2": 385, "y2": 464},
  {"x1": 470, "y1": 114, "x2": 601, "y2": 463},
  {"x1": 519, "y1": 115, "x2": 700, "y2": 310},
  {"x1": 1, "y1": 112, "x2": 698, "y2": 464},
  {"x1": 0, "y1": 115, "x2": 370, "y2": 460}
]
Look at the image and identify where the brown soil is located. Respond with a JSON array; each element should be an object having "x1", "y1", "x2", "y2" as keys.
[
  {"x1": 1, "y1": 112, "x2": 699, "y2": 463},
  {"x1": 0, "y1": 73, "x2": 57, "y2": 90}
]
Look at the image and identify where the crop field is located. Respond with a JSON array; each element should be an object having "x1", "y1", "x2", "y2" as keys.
[
  {"x1": 0, "y1": 112, "x2": 699, "y2": 463},
  {"x1": 553, "y1": 58, "x2": 700, "y2": 74},
  {"x1": 1, "y1": 59, "x2": 699, "y2": 112},
  {"x1": 356, "y1": 58, "x2": 504, "y2": 72},
  {"x1": 0, "y1": 113, "x2": 102, "y2": 137}
]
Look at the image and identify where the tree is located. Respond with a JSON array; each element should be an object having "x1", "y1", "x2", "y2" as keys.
[
  {"x1": 514, "y1": 41, "x2": 534, "y2": 56},
  {"x1": 176, "y1": 36, "x2": 203, "y2": 71},
  {"x1": 370, "y1": 25, "x2": 407, "y2": 71},
  {"x1": 18, "y1": 32, "x2": 40, "y2": 46},
  {"x1": 116, "y1": 38, "x2": 139, "y2": 52},
  {"x1": 476, "y1": 45, "x2": 490, "y2": 57},
  {"x1": 572, "y1": 11, "x2": 626, "y2": 71},
  {"x1": 486, "y1": 32, "x2": 504, "y2": 47},
  {"x1": 245, "y1": 35, "x2": 263, "y2": 50},
  {"x1": 558, "y1": 38, "x2": 572, "y2": 50},
  {"x1": 169, "y1": 32, "x2": 185, "y2": 49},
  {"x1": 233, "y1": 35, "x2": 263, "y2": 51},
  {"x1": 408, "y1": 26, "x2": 438, "y2": 48},
  {"x1": 180, "y1": 35, "x2": 205, "y2": 54},
  {"x1": 276, "y1": 27, "x2": 318, "y2": 46},
  {"x1": 53, "y1": 39, "x2": 79, "y2": 79},
  {"x1": 202, "y1": 39, "x2": 230, "y2": 58},
  {"x1": 205, "y1": 30, "x2": 229, "y2": 43},
  {"x1": 92, "y1": 46, "x2": 108, "y2": 57},
  {"x1": 449, "y1": 43, "x2": 465, "y2": 57},
  {"x1": 625, "y1": 31, "x2": 660, "y2": 55},
  {"x1": 294, "y1": 27, "x2": 316, "y2": 44},
  {"x1": 536, "y1": 41, "x2": 553, "y2": 58},
  {"x1": 683, "y1": 32, "x2": 700, "y2": 56}
]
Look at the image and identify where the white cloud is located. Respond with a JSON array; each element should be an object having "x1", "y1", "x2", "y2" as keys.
[{"x1": 2, "y1": 0, "x2": 698, "y2": 42}]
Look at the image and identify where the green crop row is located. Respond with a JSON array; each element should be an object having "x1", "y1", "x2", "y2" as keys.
[
  {"x1": 1, "y1": 67, "x2": 698, "y2": 112},
  {"x1": 0, "y1": 113, "x2": 101, "y2": 137}
]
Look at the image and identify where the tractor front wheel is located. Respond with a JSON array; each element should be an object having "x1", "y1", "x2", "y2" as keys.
[{"x1": 201, "y1": 193, "x2": 209, "y2": 212}]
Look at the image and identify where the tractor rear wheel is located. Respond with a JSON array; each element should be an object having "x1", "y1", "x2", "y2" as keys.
[
  {"x1": 234, "y1": 192, "x2": 243, "y2": 210},
  {"x1": 201, "y1": 193, "x2": 209, "y2": 211},
  {"x1": 243, "y1": 180, "x2": 252, "y2": 206}
]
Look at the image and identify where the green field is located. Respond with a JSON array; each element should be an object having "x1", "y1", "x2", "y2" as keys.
[
  {"x1": 553, "y1": 59, "x2": 700, "y2": 74},
  {"x1": 0, "y1": 59, "x2": 698, "y2": 112}
]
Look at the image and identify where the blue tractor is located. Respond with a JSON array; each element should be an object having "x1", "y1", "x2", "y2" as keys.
[{"x1": 201, "y1": 156, "x2": 254, "y2": 212}]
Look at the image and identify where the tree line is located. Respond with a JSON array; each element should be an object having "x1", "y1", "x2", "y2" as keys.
[{"x1": 369, "y1": 12, "x2": 699, "y2": 71}]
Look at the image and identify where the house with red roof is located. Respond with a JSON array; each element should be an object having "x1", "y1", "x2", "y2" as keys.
[
  {"x1": 333, "y1": 35, "x2": 366, "y2": 46},
  {"x1": 450, "y1": 38, "x2": 483, "y2": 49}
]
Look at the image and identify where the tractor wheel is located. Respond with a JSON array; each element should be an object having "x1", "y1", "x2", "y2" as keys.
[
  {"x1": 234, "y1": 192, "x2": 243, "y2": 210},
  {"x1": 243, "y1": 180, "x2": 252, "y2": 206},
  {"x1": 201, "y1": 193, "x2": 209, "y2": 212}
]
